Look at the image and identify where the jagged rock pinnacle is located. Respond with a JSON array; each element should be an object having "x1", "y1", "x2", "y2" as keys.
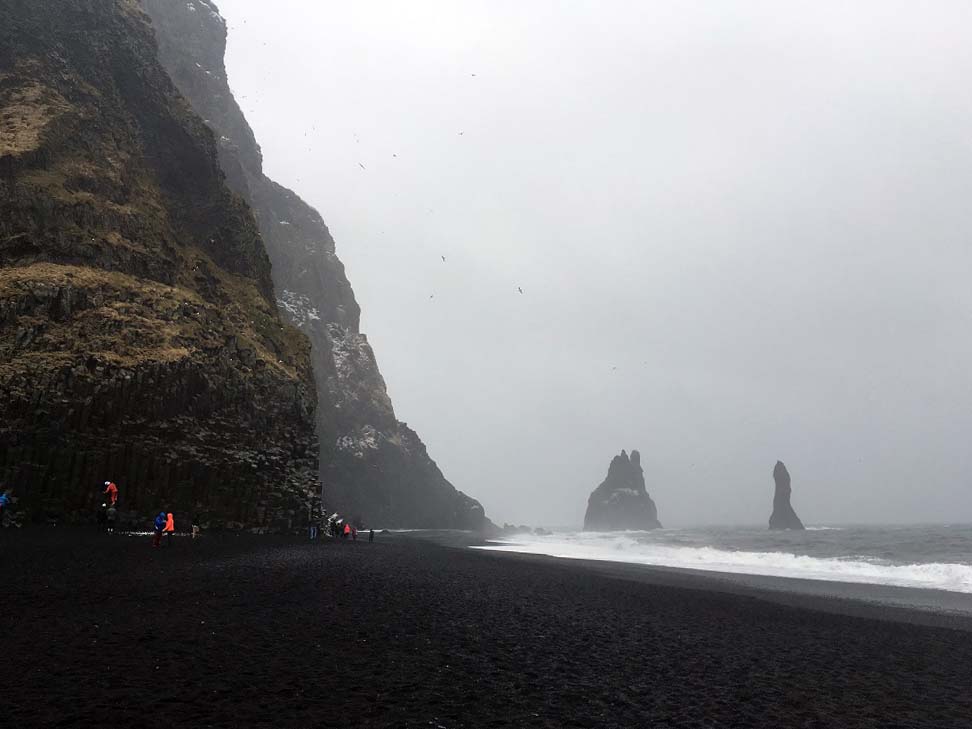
[
  {"x1": 769, "y1": 460, "x2": 805, "y2": 530},
  {"x1": 584, "y1": 450, "x2": 662, "y2": 531}
]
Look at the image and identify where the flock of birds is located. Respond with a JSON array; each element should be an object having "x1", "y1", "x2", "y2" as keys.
[
  {"x1": 223, "y1": 22, "x2": 635, "y2": 375},
  {"x1": 342, "y1": 90, "x2": 530, "y2": 305}
]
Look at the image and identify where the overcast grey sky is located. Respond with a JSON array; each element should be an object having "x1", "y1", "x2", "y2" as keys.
[{"x1": 217, "y1": 0, "x2": 972, "y2": 527}]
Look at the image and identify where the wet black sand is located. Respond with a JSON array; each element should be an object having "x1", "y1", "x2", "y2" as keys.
[{"x1": 5, "y1": 529, "x2": 972, "y2": 728}]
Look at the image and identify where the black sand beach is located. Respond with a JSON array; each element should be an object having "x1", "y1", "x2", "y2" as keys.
[{"x1": 6, "y1": 530, "x2": 972, "y2": 728}]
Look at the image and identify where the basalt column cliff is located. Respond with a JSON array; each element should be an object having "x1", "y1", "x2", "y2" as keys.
[
  {"x1": 0, "y1": 0, "x2": 318, "y2": 528},
  {"x1": 140, "y1": 0, "x2": 488, "y2": 529}
]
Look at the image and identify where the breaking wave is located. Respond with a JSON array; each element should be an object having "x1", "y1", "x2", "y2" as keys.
[{"x1": 477, "y1": 531, "x2": 972, "y2": 594}]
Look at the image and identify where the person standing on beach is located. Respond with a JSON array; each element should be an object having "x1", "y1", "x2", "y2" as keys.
[
  {"x1": 106, "y1": 504, "x2": 117, "y2": 534},
  {"x1": 153, "y1": 511, "x2": 166, "y2": 547},
  {"x1": 369, "y1": 529, "x2": 375, "y2": 543},
  {"x1": 351, "y1": 527, "x2": 358, "y2": 541},
  {"x1": 308, "y1": 498, "x2": 321, "y2": 541},
  {"x1": 103, "y1": 481, "x2": 118, "y2": 506},
  {"x1": 164, "y1": 512, "x2": 175, "y2": 547}
]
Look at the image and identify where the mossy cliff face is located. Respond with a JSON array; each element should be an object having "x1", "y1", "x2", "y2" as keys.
[
  {"x1": 141, "y1": 0, "x2": 489, "y2": 529},
  {"x1": 0, "y1": 0, "x2": 319, "y2": 528}
]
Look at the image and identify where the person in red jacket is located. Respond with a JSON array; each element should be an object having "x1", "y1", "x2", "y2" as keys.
[
  {"x1": 343, "y1": 522, "x2": 351, "y2": 539},
  {"x1": 103, "y1": 481, "x2": 118, "y2": 505}
]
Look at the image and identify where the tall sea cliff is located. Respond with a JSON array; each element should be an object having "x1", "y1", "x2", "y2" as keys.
[{"x1": 0, "y1": 0, "x2": 488, "y2": 530}]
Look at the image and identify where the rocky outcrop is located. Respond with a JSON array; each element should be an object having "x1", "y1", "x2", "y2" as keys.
[
  {"x1": 769, "y1": 461, "x2": 804, "y2": 530},
  {"x1": 140, "y1": 0, "x2": 489, "y2": 529},
  {"x1": 0, "y1": 0, "x2": 319, "y2": 529},
  {"x1": 584, "y1": 450, "x2": 662, "y2": 531}
]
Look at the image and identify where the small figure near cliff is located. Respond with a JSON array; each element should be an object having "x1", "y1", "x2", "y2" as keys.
[
  {"x1": 308, "y1": 497, "x2": 322, "y2": 540},
  {"x1": 769, "y1": 461, "x2": 805, "y2": 530},
  {"x1": 103, "y1": 481, "x2": 119, "y2": 506},
  {"x1": 165, "y1": 512, "x2": 176, "y2": 546},
  {"x1": 584, "y1": 450, "x2": 662, "y2": 531},
  {"x1": 153, "y1": 512, "x2": 166, "y2": 548}
]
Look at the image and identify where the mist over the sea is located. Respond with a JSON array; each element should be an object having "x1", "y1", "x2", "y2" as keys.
[{"x1": 218, "y1": 0, "x2": 972, "y2": 527}]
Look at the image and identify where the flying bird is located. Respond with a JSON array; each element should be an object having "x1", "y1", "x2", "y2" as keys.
[
  {"x1": 441, "y1": 256, "x2": 446, "y2": 262},
  {"x1": 517, "y1": 287, "x2": 524, "y2": 294},
  {"x1": 358, "y1": 163, "x2": 366, "y2": 170}
]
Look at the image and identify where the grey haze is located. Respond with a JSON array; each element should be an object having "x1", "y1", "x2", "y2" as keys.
[{"x1": 213, "y1": 0, "x2": 972, "y2": 527}]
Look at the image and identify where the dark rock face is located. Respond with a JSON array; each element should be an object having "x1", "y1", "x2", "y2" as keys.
[
  {"x1": 0, "y1": 0, "x2": 319, "y2": 529},
  {"x1": 769, "y1": 461, "x2": 805, "y2": 530},
  {"x1": 139, "y1": 0, "x2": 489, "y2": 530},
  {"x1": 584, "y1": 450, "x2": 662, "y2": 531}
]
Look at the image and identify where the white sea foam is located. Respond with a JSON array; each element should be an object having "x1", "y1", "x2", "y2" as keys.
[{"x1": 476, "y1": 532, "x2": 972, "y2": 594}]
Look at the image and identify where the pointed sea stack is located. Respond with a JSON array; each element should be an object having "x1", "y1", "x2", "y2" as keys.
[
  {"x1": 768, "y1": 461, "x2": 805, "y2": 530},
  {"x1": 584, "y1": 450, "x2": 662, "y2": 531}
]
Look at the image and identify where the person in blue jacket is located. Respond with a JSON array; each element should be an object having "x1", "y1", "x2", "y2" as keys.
[
  {"x1": 153, "y1": 511, "x2": 166, "y2": 548},
  {"x1": 0, "y1": 491, "x2": 9, "y2": 527}
]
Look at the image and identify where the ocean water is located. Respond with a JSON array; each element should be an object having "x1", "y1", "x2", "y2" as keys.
[{"x1": 478, "y1": 525, "x2": 972, "y2": 594}]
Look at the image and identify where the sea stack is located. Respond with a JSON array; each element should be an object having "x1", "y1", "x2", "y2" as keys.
[
  {"x1": 584, "y1": 450, "x2": 662, "y2": 531},
  {"x1": 768, "y1": 461, "x2": 805, "y2": 530}
]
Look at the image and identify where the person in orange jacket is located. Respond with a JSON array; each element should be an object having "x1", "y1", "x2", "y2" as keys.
[{"x1": 164, "y1": 512, "x2": 175, "y2": 547}]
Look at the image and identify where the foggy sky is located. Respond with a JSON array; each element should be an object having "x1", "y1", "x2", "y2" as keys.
[{"x1": 216, "y1": 0, "x2": 972, "y2": 527}]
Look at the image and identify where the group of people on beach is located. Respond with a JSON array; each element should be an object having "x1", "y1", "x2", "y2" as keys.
[
  {"x1": 97, "y1": 480, "x2": 183, "y2": 544},
  {"x1": 309, "y1": 498, "x2": 374, "y2": 543},
  {"x1": 332, "y1": 520, "x2": 376, "y2": 543},
  {"x1": 153, "y1": 511, "x2": 176, "y2": 547},
  {"x1": 9, "y1": 478, "x2": 376, "y2": 544}
]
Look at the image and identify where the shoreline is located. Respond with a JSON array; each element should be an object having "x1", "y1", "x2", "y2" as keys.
[
  {"x1": 386, "y1": 530, "x2": 972, "y2": 630},
  {"x1": 390, "y1": 530, "x2": 972, "y2": 631},
  {"x1": 393, "y1": 529, "x2": 972, "y2": 624},
  {"x1": 472, "y1": 545, "x2": 972, "y2": 632}
]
